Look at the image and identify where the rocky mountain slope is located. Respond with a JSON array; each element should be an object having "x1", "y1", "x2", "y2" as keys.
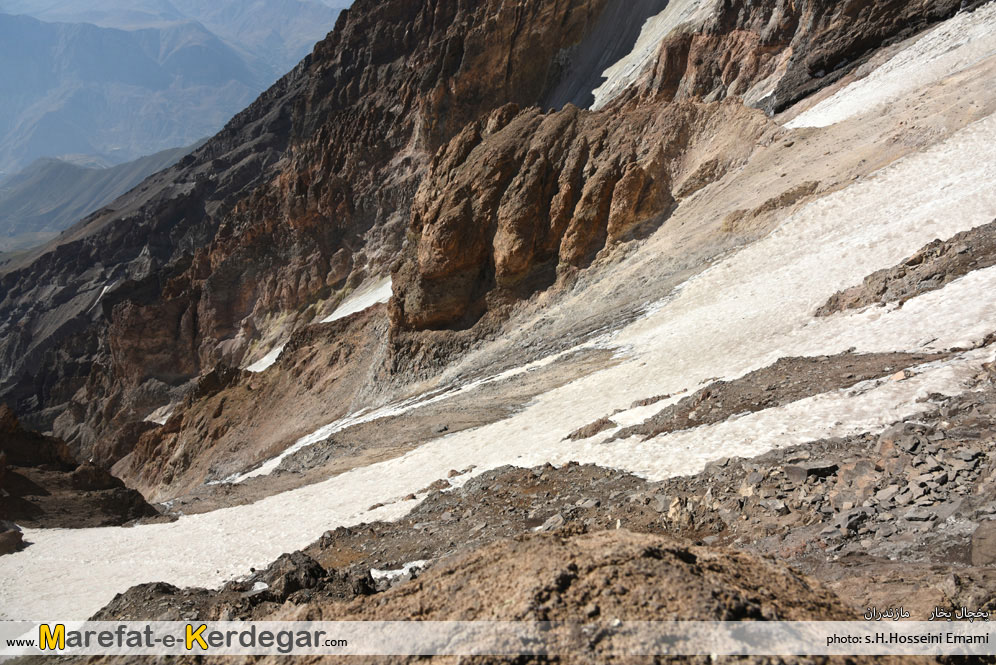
[
  {"x1": 1, "y1": 0, "x2": 996, "y2": 643},
  {"x1": 1, "y1": 0, "x2": 977, "y2": 478},
  {"x1": 0, "y1": 143, "x2": 196, "y2": 253}
]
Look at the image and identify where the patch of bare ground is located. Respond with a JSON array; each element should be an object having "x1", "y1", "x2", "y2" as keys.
[
  {"x1": 720, "y1": 180, "x2": 822, "y2": 233},
  {"x1": 565, "y1": 417, "x2": 617, "y2": 441},
  {"x1": 610, "y1": 351, "x2": 949, "y2": 442},
  {"x1": 817, "y1": 218, "x2": 996, "y2": 316}
]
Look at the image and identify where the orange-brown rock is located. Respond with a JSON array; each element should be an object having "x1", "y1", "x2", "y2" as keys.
[
  {"x1": 1, "y1": 0, "x2": 621, "y2": 466},
  {"x1": 390, "y1": 0, "x2": 976, "y2": 332},
  {"x1": 392, "y1": 100, "x2": 763, "y2": 331}
]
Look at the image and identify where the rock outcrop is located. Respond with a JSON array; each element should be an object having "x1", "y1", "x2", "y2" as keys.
[
  {"x1": 0, "y1": 405, "x2": 157, "y2": 530},
  {"x1": 0, "y1": 0, "x2": 620, "y2": 467},
  {"x1": 817, "y1": 218, "x2": 996, "y2": 316},
  {"x1": 390, "y1": 0, "x2": 974, "y2": 333}
]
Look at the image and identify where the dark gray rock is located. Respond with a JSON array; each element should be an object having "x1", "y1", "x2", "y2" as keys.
[{"x1": 784, "y1": 461, "x2": 839, "y2": 485}]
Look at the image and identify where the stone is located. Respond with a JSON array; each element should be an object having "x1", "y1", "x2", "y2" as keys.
[
  {"x1": 933, "y1": 500, "x2": 963, "y2": 523},
  {"x1": 953, "y1": 449, "x2": 982, "y2": 462},
  {"x1": 877, "y1": 524, "x2": 897, "y2": 538},
  {"x1": 70, "y1": 463, "x2": 123, "y2": 491},
  {"x1": 836, "y1": 508, "x2": 871, "y2": 533},
  {"x1": 875, "y1": 485, "x2": 900, "y2": 503},
  {"x1": 0, "y1": 524, "x2": 24, "y2": 556},
  {"x1": 257, "y1": 552, "x2": 326, "y2": 601},
  {"x1": 972, "y1": 522, "x2": 996, "y2": 566},
  {"x1": 539, "y1": 514, "x2": 566, "y2": 532},
  {"x1": 784, "y1": 461, "x2": 839, "y2": 485}
]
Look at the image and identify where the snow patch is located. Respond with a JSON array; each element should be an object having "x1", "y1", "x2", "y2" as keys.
[
  {"x1": 369, "y1": 560, "x2": 429, "y2": 582},
  {"x1": 787, "y1": 3, "x2": 996, "y2": 128},
  {"x1": 590, "y1": 0, "x2": 711, "y2": 110},
  {"x1": 245, "y1": 344, "x2": 285, "y2": 373},
  {"x1": 87, "y1": 280, "x2": 118, "y2": 312},
  {"x1": 144, "y1": 404, "x2": 175, "y2": 426},
  {"x1": 320, "y1": 278, "x2": 392, "y2": 324}
]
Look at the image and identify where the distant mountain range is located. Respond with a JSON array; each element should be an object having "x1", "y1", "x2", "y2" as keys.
[
  {"x1": 0, "y1": 0, "x2": 349, "y2": 175},
  {"x1": 0, "y1": 142, "x2": 199, "y2": 254}
]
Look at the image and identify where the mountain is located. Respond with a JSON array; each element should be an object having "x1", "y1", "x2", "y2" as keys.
[
  {"x1": 0, "y1": 12, "x2": 260, "y2": 174},
  {"x1": 166, "y1": 0, "x2": 353, "y2": 78},
  {"x1": 1, "y1": 0, "x2": 996, "y2": 640},
  {"x1": 1, "y1": 0, "x2": 350, "y2": 78},
  {"x1": 0, "y1": 143, "x2": 197, "y2": 253},
  {"x1": 0, "y1": 2, "x2": 345, "y2": 174}
]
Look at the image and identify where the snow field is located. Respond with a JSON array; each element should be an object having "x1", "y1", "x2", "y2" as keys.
[{"x1": 787, "y1": 3, "x2": 996, "y2": 128}]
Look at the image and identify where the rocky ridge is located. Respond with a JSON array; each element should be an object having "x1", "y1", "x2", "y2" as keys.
[{"x1": 817, "y1": 218, "x2": 996, "y2": 316}]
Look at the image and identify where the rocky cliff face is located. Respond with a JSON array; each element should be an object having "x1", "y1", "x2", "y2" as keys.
[
  {"x1": 0, "y1": 0, "x2": 975, "y2": 489},
  {"x1": 0, "y1": 0, "x2": 617, "y2": 467},
  {"x1": 390, "y1": 0, "x2": 974, "y2": 333}
]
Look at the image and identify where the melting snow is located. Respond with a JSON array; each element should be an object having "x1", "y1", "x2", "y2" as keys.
[
  {"x1": 225, "y1": 407, "x2": 375, "y2": 483},
  {"x1": 788, "y1": 3, "x2": 996, "y2": 128},
  {"x1": 87, "y1": 281, "x2": 118, "y2": 312},
  {"x1": 226, "y1": 339, "x2": 607, "y2": 484},
  {"x1": 320, "y1": 278, "x2": 393, "y2": 324},
  {"x1": 3, "y1": 101, "x2": 996, "y2": 622},
  {"x1": 243, "y1": 278, "x2": 394, "y2": 375},
  {"x1": 143, "y1": 404, "x2": 175, "y2": 426}
]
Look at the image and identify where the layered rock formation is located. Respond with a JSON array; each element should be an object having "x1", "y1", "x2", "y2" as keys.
[{"x1": 0, "y1": 0, "x2": 978, "y2": 496}]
